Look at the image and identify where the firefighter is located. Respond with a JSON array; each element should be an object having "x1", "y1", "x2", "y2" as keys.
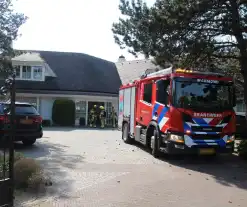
[
  {"x1": 89, "y1": 105, "x2": 97, "y2": 128},
  {"x1": 99, "y1": 105, "x2": 106, "y2": 128},
  {"x1": 111, "y1": 106, "x2": 117, "y2": 128}
]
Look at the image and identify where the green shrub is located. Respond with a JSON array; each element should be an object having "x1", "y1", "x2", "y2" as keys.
[
  {"x1": 52, "y1": 99, "x2": 75, "y2": 126},
  {"x1": 238, "y1": 140, "x2": 247, "y2": 159}
]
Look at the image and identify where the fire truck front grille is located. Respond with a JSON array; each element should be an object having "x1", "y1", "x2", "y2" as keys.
[
  {"x1": 190, "y1": 134, "x2": 222, "y2": 140},
  {"x1": 191, "y1": 126, "x2": 223, "y2": 133}
]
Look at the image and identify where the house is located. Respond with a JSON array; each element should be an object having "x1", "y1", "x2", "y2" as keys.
[
  {"x1": 115, "y1": 55, "x2": 162, "y2": 85},
  {"x1": 0, "y1": 50, "x2": 122, "y2": 126}
]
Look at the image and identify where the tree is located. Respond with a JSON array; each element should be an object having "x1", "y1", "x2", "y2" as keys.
[
  {"x1": 112, "y1": 0, "x2": 247, "y2": 109},
  {"x1": 0, "y1": 0, "x2": 27, "y2": 73}
]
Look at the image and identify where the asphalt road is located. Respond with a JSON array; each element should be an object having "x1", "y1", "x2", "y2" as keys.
[{"x1": 15, "y1": 128, "x2": 247, "y2": 207}]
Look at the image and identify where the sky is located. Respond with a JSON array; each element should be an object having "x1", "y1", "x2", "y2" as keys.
[{"x1": 13, "y1": 0, "x2": 156, "y2": 62}]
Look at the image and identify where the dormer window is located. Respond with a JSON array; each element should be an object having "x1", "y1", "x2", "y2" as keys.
[
  {"x1": 22, "y1": 66, "x2": 32, "y2": 79},
  {"x1": 33, "y1": 66, "x2": 43, "y2": 80},
  {"x1": 14, "y1": 65, "x2": 44, "y2": 81},
  {"x1": 15, "y1": 66, "x2": 21, "y2": 79}
]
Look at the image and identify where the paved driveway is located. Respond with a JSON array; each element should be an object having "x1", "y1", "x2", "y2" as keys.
[{"x1": 15, "y1": 128, "x2": 247, "y2": 207}]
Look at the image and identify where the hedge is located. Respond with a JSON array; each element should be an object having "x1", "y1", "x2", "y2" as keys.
[{"x1": 52, "y1": 99, "x2": 75, "y2": 126}]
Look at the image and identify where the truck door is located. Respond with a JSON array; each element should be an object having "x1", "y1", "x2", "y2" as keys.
[
  {"x1": 137, "y1": 81, "x2": 154, "y2": 126},
  {"x1": 155, "y1": 78, "x2": 171, "y2": 131},
  {"x1": 156, "y1": 79, "x2": 170, "y2": 106}
]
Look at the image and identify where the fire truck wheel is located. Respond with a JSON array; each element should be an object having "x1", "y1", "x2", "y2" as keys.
[
  {"x1": 122, "y1": 123, "x2": 132, "y2": 144},
  {"x1": 151, "y1": 129, "x2": 160, "y2": 158}
]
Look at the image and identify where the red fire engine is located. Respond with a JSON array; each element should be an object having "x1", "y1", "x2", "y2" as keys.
[{"x1": 118, "y1": 66, "x2": 236, "y2": 157}]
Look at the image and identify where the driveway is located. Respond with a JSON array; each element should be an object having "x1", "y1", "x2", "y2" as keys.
[{"x1": 15, "y1": 128, "x2": 247, "y2": 207}]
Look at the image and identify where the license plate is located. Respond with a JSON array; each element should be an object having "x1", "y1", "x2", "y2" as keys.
[
  {"x1": 20, "y1": 119, "x2": 33, "y2": 124},
  {"x1": 199, "y1": 148, "x2": 215, "y2": 155}
]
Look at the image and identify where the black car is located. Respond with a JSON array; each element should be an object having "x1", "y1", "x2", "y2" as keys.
[
  {"x1": 0, "y1": 102, "x2": 43, "y2": 146},
  {"x1": 236, "y1": 113, "x2": 247, "y2": 138}
]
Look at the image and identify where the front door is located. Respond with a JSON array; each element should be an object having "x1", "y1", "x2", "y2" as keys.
[
  {"x1": 75, "y1": 101, "x2": 87, "y2": 126},
  {"x1": 88, "y1": 102, "x2": 104, "y2": 126}
]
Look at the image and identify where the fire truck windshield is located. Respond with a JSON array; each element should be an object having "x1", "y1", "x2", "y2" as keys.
[{"x1": 174, "y1": 78, "x2": 234, "y2": 110}]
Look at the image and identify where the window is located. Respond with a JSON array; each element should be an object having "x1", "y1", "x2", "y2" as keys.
[
  {"x1": 236, "y1": 103, "x2": 242, "y2": 112},
  {"x1": 236, "y1": 101, "x2": 246, "y2": 112},
  {"x1": 75, "y1": 101, "x2": 87, "y2": 126},
  {"x1": 174, "y1": 78, "x2": 234, "y2": 110},
  {"x1": 106, "y1": 102, "x2": 112, "y2": 126},
  {"x1": 22, "y1": 66, "x2": 31, "y2": 79},
  {"x1": 33, "y1": 66, "x2": 43, "y2": 80},
  {"x1": 156, "y1": 79, "x2": 170, "y2": 105},
  {"x1": 15, "y1": 66, "x2": 21, "y2": 78},
  {"x1": 14, "y1": 65, "x2": 44, "y2": 81},
  {"x1": 16, "y1": 97, "x2": 38, "y2": 110},
  {"x1": 143, "y1": 83, "x2": 153, "y2": 103},
  {"x1": 1, "y1": 104, "x2": 39, "y2": 115}
]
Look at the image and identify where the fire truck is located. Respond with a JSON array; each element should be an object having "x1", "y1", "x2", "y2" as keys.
[{"x1": 118, "y1": 66, "x2": 236, "y2": 157}]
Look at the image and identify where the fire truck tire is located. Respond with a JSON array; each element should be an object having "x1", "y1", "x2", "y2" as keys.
[
  {"x1": 122, "y1": 123, "x2": 132, "y2": 144},
  {"x1": 151, "y1": 129, "x2": 160, "y2": 158}
]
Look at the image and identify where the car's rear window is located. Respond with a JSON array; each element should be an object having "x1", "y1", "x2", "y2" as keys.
[{"x1": 0, "y1": 104, "x2": 39, "y2": 115}]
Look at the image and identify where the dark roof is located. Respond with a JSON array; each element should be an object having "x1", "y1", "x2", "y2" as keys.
[{"x1": 1, "y1": 51, "x2": 122, "y2": 95}]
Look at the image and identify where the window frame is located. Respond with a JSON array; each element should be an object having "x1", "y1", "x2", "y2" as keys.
[
  {"x1": 33, "y1": 66, "x2": 43, "y2": 80},
  {"x1": 156, "y1": 79, "x2": 170, "y2": 106},
  {"x1": 22, "y1": 66, "x2": 32, "y2": 80},
  {"x1": 143, "y1": 82, "x2": 153, "y2": 104},
  {"x1": 14, "y1": 65, "x2": 44, "y2": 81},
  {"x1": 236, "y1": 101, "x2": 246, "y2": 112},
  {"x1": 15, "y1": 66, "x2": 21, "y2": 79}
]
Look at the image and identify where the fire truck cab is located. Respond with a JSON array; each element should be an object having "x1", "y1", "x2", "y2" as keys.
[{"x1": 118, "y1": 66, "x2": 236, "y2": 157}]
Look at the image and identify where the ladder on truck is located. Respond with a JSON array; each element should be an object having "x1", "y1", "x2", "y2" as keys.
[{"x1": 141, "y1": 64, "x2": 174, "y2": 79}]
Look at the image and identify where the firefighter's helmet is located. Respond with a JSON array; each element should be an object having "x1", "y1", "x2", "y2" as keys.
[
  {"x1": 94, "y1": 105, "x2": 97, "y2": 108},
  {"x1": 100, "y1": 106, "x2": 104, "y2": 110}
]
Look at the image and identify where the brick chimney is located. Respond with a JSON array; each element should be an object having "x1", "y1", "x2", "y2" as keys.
[{"x1": 118, "y1": 55, "x2": 126, "y2": 62}]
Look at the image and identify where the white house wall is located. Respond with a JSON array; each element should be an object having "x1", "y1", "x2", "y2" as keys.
[
  {"x1": 17, "y1": 93, "x2": 118, "y2": 125},
  {"x1": 40, "y1": 97, "x2": 54, "y2": 120}
]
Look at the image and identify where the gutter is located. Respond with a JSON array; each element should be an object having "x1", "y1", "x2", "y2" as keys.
[{"x1": 15, "y1": 89, "x2": 119, "y2": 97}]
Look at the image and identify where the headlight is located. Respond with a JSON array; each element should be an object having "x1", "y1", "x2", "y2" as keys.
[
  {"x1": 227, "y1": 135, "x2": 235, "y2": 143},
  {"x1": 169, "y1": 134, "x2": 184, "y2": 143}
]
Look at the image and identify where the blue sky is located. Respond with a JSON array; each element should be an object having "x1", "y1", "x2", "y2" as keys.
[{"x1": 13, "y1": 0, "x2": 155, "y2": 62}]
